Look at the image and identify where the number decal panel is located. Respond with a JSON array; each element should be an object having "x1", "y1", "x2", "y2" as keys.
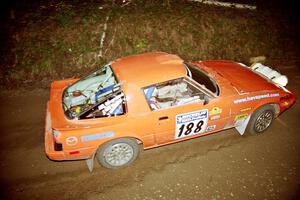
[{"x1": 175, "y1": 109, "x2": 208, "y2": 139}]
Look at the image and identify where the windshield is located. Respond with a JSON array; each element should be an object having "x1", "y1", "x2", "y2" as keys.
[
  {"x1": 185, "y1": 63, "x2": 219, "y2": 96},
  {"x1": 63, "y1": 64, "x2": 123, "y2": 119}
]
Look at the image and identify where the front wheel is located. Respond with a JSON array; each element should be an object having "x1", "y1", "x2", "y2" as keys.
[
  {"x1": 247, "y1": 105, "x2": 275, "y2": 135},
  {"x1": 96, "y1": 138, "x2": 139, "y2": 169}
]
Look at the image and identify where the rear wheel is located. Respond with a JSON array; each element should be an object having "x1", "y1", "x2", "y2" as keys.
[
  {"x1": 247, "y1": 105, "x2": 275, "y2": 135},
  {"x1": 97, "y1": 138, "x2": 139, "y2": 169}
]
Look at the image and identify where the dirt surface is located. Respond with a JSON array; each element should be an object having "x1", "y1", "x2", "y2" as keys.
[{"x1": 0, "y1": 65, "x2": 299, "y2": 200}]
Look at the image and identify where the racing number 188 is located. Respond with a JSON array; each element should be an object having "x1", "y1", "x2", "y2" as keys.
[{"x1": 178, "y1": 120, "x2": 204, "y2": 137}]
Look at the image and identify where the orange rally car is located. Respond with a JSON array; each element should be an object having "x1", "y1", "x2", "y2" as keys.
[{"x1": 45, "y1": 52, "x2": 296, "y2": 171}]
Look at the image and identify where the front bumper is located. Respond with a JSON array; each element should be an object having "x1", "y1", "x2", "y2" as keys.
[{"x1": 279, "y1": 92, "x2": 297, "y2": 113}]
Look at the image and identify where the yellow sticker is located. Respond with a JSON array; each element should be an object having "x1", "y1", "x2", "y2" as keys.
[
  {"x1": 235, "y1": 114, "x2": 248, "y2": 121},
  {"x1": 75, "y1": 106, "x2": 81, "y2": 113},
  {"x1": 209, "y1": 107, "x2": 222, "y2": 116},
  {"x1": 240, "y1": 107, "x2": 251, "y2": 112}
]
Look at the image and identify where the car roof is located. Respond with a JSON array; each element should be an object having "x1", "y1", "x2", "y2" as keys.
[{"x1": 111, "y1": 52, "x2": 186, "y2": 88}]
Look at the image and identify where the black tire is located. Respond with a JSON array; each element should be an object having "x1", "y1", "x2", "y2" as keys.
[
  {"x1": 247, "y1": 105, "x2": 275, "y2": 135},
  {"x1": 96, "y1": 138, "x2": 139, "y2": 169}
]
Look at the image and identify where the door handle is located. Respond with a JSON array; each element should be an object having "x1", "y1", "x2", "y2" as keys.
[{"x1": 159, "y1": 116, "x2": 169, "y2": 121}]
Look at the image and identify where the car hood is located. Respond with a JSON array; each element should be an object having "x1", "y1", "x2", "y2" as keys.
[{"x1": 198, "y1": 61, "x2": 279, "y2": 94}]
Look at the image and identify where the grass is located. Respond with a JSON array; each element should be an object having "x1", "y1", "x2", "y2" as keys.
[{"x1": 1, "y1": 0, "x2": 298, "y2": 88}]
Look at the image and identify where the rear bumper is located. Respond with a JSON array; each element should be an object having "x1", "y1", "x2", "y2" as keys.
[{"x1": 44, "y1": 103, "x2": 97, "y2": 161}]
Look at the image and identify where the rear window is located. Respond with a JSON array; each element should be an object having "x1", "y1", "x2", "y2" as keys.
[{"x1": 62, "y1": 64, "x2": 126, "y2": 119}]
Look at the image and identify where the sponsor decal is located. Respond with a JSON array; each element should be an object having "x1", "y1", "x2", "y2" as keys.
[
  {"x1": 235, "y1": 114, "x2": 248, "y2": 121},
  {"x1": 175, "y1": 110, "x2": 208, "y2": 139},
  {"x1": 233, "y1": 93, "x2": 279, "y2": 104},
  {"x1": 240, "y1": 107, "x2": 251, "y2": 112},
  {"x1": 81, "y1": 132, "x2": 114, "y2": 142},
  {"x1": 206, "y1": 125, "x2": 216, "y2": 132},
  {"x1": 210, "y1": 115, "x2": 221, "y2": 120},
  {"x1": 209, "y1": 107, "x2": 222, "y2": 116},
  {"x1": 66, "y1": 136, "x2": 78, "y2": 146},
  {"x1": 235, "y1": 114, "x2": 251, "y2": 128}
]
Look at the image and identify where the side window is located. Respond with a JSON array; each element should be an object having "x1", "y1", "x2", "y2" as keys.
[{"x1": 143, "y1": 78, "x2": 207, "y2": 111}]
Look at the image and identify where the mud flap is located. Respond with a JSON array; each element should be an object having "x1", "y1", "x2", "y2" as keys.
[
  {"x1": 235, "y1": 115, "x2": 251, "y2": 135},
  {"x1": 86, "y1": 154, "x2": 95, "y2": 172}
]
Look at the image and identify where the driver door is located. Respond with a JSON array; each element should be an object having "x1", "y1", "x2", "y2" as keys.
[{"x1": 143, "y1": 78, "x2": 230, "y2": 145}]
